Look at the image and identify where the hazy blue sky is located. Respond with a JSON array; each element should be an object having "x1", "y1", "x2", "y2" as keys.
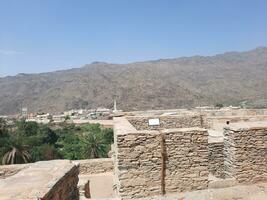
[{"x1": 1, "y1": 0, "x2": 267, "y2": 77}]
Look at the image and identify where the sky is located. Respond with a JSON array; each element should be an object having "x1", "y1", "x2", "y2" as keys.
[{"x1": 0, "y1": 0, "x2": 267, "y2": 77}]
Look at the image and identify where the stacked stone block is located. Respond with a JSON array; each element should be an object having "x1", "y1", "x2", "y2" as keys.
[
  {"x1": 115, "y1": 131, "x2": 162, "y2": 199},
  {"x1": 208, "y1": 141, "x2": 224, "y2": 178},
  {"x1": 77, "y1": 158, "x2": 113, "y2": 175},
  {"x1": 164, "y1": 128, "x2": 209, "y2": 192},
  {"x1": 224, "y1": 126, "x2": 267, "y2": 183},
  {"x1": 114, "y1": 116, "x2": 210, "y2": 199},
  {"x1": 127, "y1": 115, "x2": 203, "y2": 130}
]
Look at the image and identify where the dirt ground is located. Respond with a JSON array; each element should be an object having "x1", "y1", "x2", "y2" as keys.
[
  {"x1": 79, "y1": 172, "x2": 115, "y2": 199},
  {"x1": 141, "y1": 182, "x2": 267, "y2": 200}
]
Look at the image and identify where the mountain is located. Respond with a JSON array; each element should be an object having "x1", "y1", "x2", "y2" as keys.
[{"x1": 1, "y1": 47, "x2": 267, "y2": 115}]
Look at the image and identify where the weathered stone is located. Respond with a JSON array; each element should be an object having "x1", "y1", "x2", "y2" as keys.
[
  {"x1": 0, "y1": 160, "x2": 79, "y2": 200},
  {"x1": 224, "y1": 125, "x2": 267, "y2": 183}
]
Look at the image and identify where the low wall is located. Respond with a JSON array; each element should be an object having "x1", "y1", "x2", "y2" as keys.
[
  {"x1": 0, "y1": 160, "x2": 79, "y2": 200},
  {"x1": 127, "y1": 115, "x2": 204, "y2": 130},
  {"x1": 208, "y1": 141, "x2": 224, "y2": 178},
  {"x1": 202, "y1": 109, "x2": 267, "y2": 117},
  {"x1": 77, "y1": 158, "x2": 113, "y2": 175},
  {"x1": 206, "y1": 115, "x2": 267, "y2": 129},
  {"x1": 224, "y1": 125, "x2": 267, "y2": 183}
]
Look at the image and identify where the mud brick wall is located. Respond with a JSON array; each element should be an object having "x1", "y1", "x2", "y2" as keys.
[
  {"x1": 224, "y1": 127, "x2": 267, "y2": 183},
  {"x1": 164, "y1": 128, "x2": 209, "y2": 193},
  {"x1": 77, "y1": 158, "x2": 113, "y2": 175},
  {"x1": 115, "y1": 131, "x2": 162, "y2": 199},
  {"x1": 127, "y1": 115, "x2": 204, "y2": 130},
  {"x1": 208, "y1": 141, "x2": 224, "y2": 178}
]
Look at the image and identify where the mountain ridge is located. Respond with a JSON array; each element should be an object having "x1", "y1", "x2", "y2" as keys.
[{"x1": 1, "y1": 47, "x2": 267, "y2": 115}]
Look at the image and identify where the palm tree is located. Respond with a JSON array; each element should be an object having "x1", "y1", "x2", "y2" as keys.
[
  {"x1": 2, "y1": 135, "x2": 31, "y2": 165},
  {"x1": 2, "y1": 147, "x2": 31, "y2": 165},
  {"x1": 0, "y1": 118, "x2": 7, "y2": 135},
  {"x1": 84, "y1": 133, "x2": 107, "y2": 158}
]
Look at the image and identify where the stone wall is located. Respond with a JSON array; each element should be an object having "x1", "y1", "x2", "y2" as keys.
[
  {"x1": 127, "y1": 115, "x2": 204, "y2": 130},
  {"x1": 224, "y1": 126, "x2": 267, "y2": 183},
  {"x1": 77, "y1": 158, "x2": 113, "y2": 175},
  {"x1": 164, "y1": 128, "x2": 209, "y2": 193},
  {"x1": 206, "y1": 115, "x2": 267, "y2": 129},
  {"x1": 114, "y1": 117, "x2": 210, "y2": 199},
  {"x1": 115, "y1": 131, "x2": 162, "y2": 199},
  {"x1": 208, "y1": 141, "x2": 224, "y2": 178},
  {"x1": 41, "y1": 163, "x2": 79, "y2": 200}
]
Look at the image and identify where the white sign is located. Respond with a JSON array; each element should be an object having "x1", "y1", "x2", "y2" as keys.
[{"x1": 148, "y1": 118, "x2": 160, "y2": 126}]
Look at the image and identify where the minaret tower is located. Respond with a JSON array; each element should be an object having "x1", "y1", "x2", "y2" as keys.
[{"x1": 113, "y1": 98, "x2": 117, "y2": 112}]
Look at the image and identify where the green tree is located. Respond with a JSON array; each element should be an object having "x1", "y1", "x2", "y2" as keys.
[
  {"x1": 215, "y1": 103, "x2": 224, "y2": 108},
  {"x1": 2, "y1": 134, "x2": 31, "y2": 165},
  {"x1": 57, "y1": 132, "x2": 86, "y2": 160},
  {"x1": 31, "y1": 144, "x2": 60, "y2": 161},
  {"x1": 0, "y1": 120, "x2": 114, "y2": 163},
  {"x1": 16, "y1": 120, "x2": 39, "y2": 136},
  {"x1": 83, "y1": 132, "x2": 107, "y2": 158},
  {"x1": 0, "y1": 118, "x2": 8, "y2": 135},
  {"x1": 0, "y1": 119, "x2": 10, "y2": 163}
]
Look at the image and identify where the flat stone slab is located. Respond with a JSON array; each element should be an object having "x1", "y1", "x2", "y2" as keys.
[
  {"x1": 208, "y1": 130, "x2": 223, "y2": 143},
  {"x1": 0, "y1": 160, "x2": 77, "y2": 200}
]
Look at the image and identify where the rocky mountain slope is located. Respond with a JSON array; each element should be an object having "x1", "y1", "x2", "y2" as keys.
[{"x1": 1, "y1": 47, "x2": 267, "y2": 114}]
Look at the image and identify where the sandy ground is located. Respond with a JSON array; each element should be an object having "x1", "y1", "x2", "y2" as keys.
[
  {"x1": 79, "y1": 172, "x2": 267, "y2": 200},
  {"x1": 141, "y1": 182, "x2": 267, "y2": 200},
  {"x1": 79, "y1": 172, "x2": 115, "y2": 199}
]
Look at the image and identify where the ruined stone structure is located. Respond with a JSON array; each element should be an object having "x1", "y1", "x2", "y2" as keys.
[
  {"x1": 114, "y1": 115, "x2": 210, "y2": 199},
  {"x1": 1, "y1": 108, "x2": 267, "y2": 200},
  {"x1": 163, "y1": 128, "x2": 209, "y2": 193},
  {"x1": 113, "y1": 111, "x2": 267, "y2": 199},
  {"x1": 78, "y1": 158, "x2": 113, "y2": 175},
  {"x1": 127, "y1": 115, "x2": 204, "y2": 130},
  {"x1": 0, "y1": 160, "x2": 79, "y2": 200},
  {"x1": 224, "y1": 124, "x2": 267, "y2": 183},
  {"x1": 208, "y1": 140, "x2": 224, "y2": 178}
]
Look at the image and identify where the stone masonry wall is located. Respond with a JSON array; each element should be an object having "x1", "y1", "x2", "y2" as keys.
[
  {"x1": 224, "y1": 127, "x2": 267, "y2": 183},
  {"x1": 114, "y1": 116, "x2": 210, "y2": 199},
  {"x1": 127, "y1": 115, "x2": 203, "y2": 130},
  {"x1": 77, "y1": 158, "x2": 113, "y2": 175},
  {"x1": 164, "y1": 128, "x2": 209, "y2": 193},
  {"x1": 115, "y1": 131, "x2": 162, "y2": 199},
  {"x1": 41, "y1": 164, "x2": 79, "y2": 200},
  {"x1": 208, "y1": 141, "x2": 224, "y2": 178}
]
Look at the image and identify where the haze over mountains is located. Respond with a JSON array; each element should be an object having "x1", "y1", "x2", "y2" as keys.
[{"x1": 1, "y1": 47, "x2": 267, "y2": 115}]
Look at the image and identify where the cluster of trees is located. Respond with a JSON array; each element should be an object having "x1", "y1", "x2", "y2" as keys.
[{"x1": 0, "y1": 118, "x2": 113, "y2": 165}]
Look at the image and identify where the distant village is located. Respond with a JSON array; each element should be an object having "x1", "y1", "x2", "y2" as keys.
[{"x1": 0, "y1": 101, "x2": 121, "y2": 128}]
